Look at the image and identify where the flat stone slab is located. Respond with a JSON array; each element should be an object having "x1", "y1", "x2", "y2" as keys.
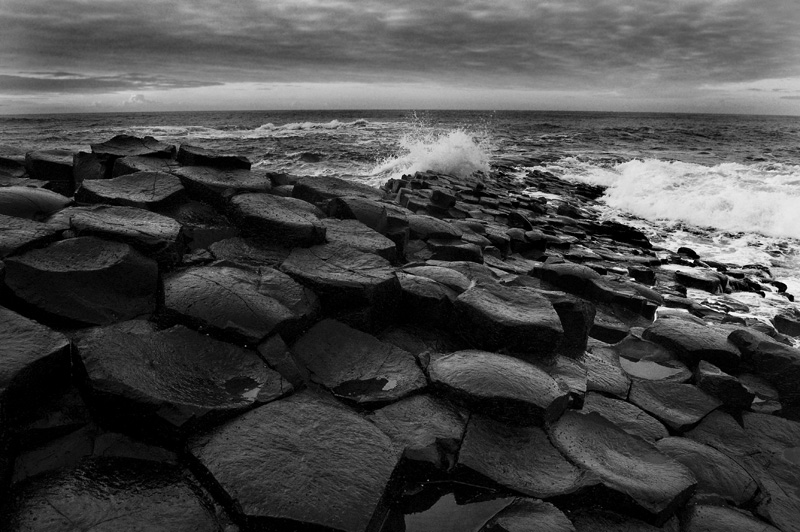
[
  {"x1": 112, "y1": 155, "x2": 180, "y2": 176},
  {"x1": 479, "y1": 499, "x2": 576, "y2": 532},
  {"x1": 75, "y1": 321, "x2": 290, "y2": 435},
  {"x1": 407, "y1": 214, "x2": 464, "y2": 240},
  {"x1": 642, "y1": 318, "x2": 742, "y2": 372},
  {"x1": 453, "y1": 284, "x2": 563, "y2": 356},
  {"x1": 322, "y1": 218, "x2": 397, "y2": 262},
  {"x1": 0, "y1": 307, "x2": 70, "y2": 423},
  {"x1": 0, "y1": 214, "x2": 60, "y2": 258},
  {"x1": 164, "y1": 264, "x2": 318, "y2": 343},
  {"x1": 0, "y1": 186, "x2": 71, "y2": 220},
  {"x1": 584, "y1": 347, "x2": 631, "y2": 399},
  {"x1": 458, "y1": 414, "x2": 595, "y2": 498},
  {"x1": 292, "y1": 175, "x2": 384, "y2": 205},
  {"x1": 207, "y1": 237, "x2": 290, "y2": 269},
  {"x1": 695, "y1": 360, "x2": 754, "y2": 408},
  {"x1": 291, "y1": 319, "x2": 426, "y2": 403},
  {"x1": 619, "y1": 356, "x2": 692, "y2": 384},
  {"x1": 0, "y1": 457, "x2": 220, "y2": 532},
  {"x1": 188, "y1": 392, "x2": 401, "y2": 532},
  {"x1": 369, "y1": 394, "x2": 467, "y2": 470},
  {"x1": 91, "y1": 134, "x2": 176, "y2": 159},
  {"x1": 173, "y1": 166, "x2": 271, "y2": 203},
  {"x1": 229, "y1": 192, "x2": 326, "y2": 246},
  {"x1": 4, "y1": 236, "x2": 158, "y2": 325},
  {"x1": 429, "y1": 350, "x2": 570, "y2": 425},
  {"x1": 682, "y1": 505, "x2": 781, "y2": 532},
  {"x1": 581, "y1": 392, "x2": 668, "y2": 442},
  {"x1": 655, "y1": 437, "x2": 757, "y2": 505},
  {"x1": 281, "y1": 241, "x2": 399, "y2": 311},
  {"x1": 549, "y1": 411, "x2": 696, "y2": 524},
  {"x1": 629, "y1": 381, "x2": 721, "y2": 432},
  {"x1": 177, "y1": 144, "x2": 251, "y2": 169},
  {"x1": 397, "y1": 272, "x2": 458, "y2": 327},
  {"x1": 76, "y1": 171, "x2": 185, "y2": 209},
  {"x1": 402, "y1": 265, "x2": 472, "y2": 293},
  {"x1": 48, "y1": 205, "x2": 184, "y2": 264}
]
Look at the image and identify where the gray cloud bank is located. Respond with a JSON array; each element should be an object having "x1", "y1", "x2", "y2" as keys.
[{"x1": 1, "y1": 0, "x2": 799, "y2": 94}]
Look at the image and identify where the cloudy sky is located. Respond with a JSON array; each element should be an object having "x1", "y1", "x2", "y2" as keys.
[{"x1": 1, "y1": 0, "x2": 799, "y2": 115}]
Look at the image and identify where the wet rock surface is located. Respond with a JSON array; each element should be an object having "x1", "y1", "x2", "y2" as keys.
[{"x1": 4, "y1": 134, "x2": 800, "y2": 531}]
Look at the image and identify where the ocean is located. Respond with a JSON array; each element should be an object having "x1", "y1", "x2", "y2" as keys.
[{"x1": 2, "y1": 109, "x2": 800, "y2": 322}]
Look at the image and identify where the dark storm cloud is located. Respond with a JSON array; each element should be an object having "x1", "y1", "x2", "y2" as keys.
[
  {"x1": 0, "y1": 72, "x2": 223, "y2": 94},
  {"x1": 1, "y1": 0, "x2": 798, "y2": 93}
]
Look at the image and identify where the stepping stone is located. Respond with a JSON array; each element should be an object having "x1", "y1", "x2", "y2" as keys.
[
  {"x1": 188, "y1": 392, "x2": 401, "y2": 532},
  {"x1": 4, "y1": 237, "x2": 158, "y2": 325},
  {"x1": 479, "y1": 499, "x2": 576, "y2": 532},
  {"x1": 458, "y1": 415, "x2": 595, "y2": 498},
  {"x1": 157, "y1": 199, "x2": 238, "y2": 250},
  {"x1": 281, "y1": 242, "x2": 399, "y2": 313},
  {"x1": 327, "y1": 195, "x2": 409, "y2": 235},
  {"x1": 534, "y1": 355, "x2": 588, "y2": 400},
  {"x1": 0, "y1": 457, "x2": 221, "y2": 532},
  {"x1": 397, "y1": 272, "x2": 458, "y2": 327},
  {"x1": 427, "y1": 238, "x2": 483, "y2": 263},
  {"x1": 0, "y1": 186, "x2": 71, "y2": 220},
  {"x1": 0, "y1": 214, "x2": 59, "y2": 258},
  {"x1": 533, "y1": 262, "x2": 602, "y2": 296},
  {"x1": 24, "y1": 149, "x2": 75, "y2": 195},
  {"x1": 629, "y1": 381, "x2": 721, "y2": 432},
  {"x1": 177, "y1": 144, "x2": 250, "y2": 169},
  {"x1": 369, "y1": 394, "x2": 467, "y2": 470},
  {"x1": 453, "y1": 283, "x2": 563, "y2": 356},
  {"x1": 642, "y1": 318, "x2": 742, "y2": 372},
  {"x1": 112, "y1": 155, "x2": 180, "y2": 177},
  {"x1": 291, "y1": 319, "x2": 426, "y2": 404},
  {"x1": 549, "y1": 411, "x2": 696, "y2": 525},
  {"x1": 674, "y1": 268, "x2": 727, "y2": 294},
  {"x1": 685, "y1": 410, "x2": 760, "y2": 458},
  {"x1": 0, "y1": 307, "x2": 70, "y2": 426},
  {"x1": 619, "y1": 356, "x2": 692, "y2": 383},
  {"x1": 584, "y1": 347, "x2": 631, "y2": 398},
  {"x1": 694, "y1": 360, "x2": 755, "y2": 409},
  {"x1": 173, "y1": 166, "x2": 271, "y2": 205},
  {"x1": 207, "y1": 236, "x2": 289, "y2": 269},
  {"x1": 429, "y1": 350, "x2": 569, "y2": 425},
  {"x1": 403, "y1": 265, "x2": 472, "y2": 293},
  {"x1": 292, "y1": 175, "x2": 384, "y2": 205},
  {"x1": 76, "y1": 171, "x2": 185, "y2": 209},
  {"x1": 682, "y1": 505, "x2": 780, "y2": 532},
  {"x1": 655, "y1": 437, "x2": 757, "y2": 505},
  {"x1": 322, "y1": 218, "x2": 397, "y2": 261},
  {"x1": 407, "y1": 214, "x2": 463, "y2": 240},
  {"x1": 590, "y1": 307, "x2": 630, "y2": 343},
  {"x1": 737, "y1": 338, "x2": 800, "y2": 407},
  {"x1": 91, "y1": 134, "x2": 176, "y2": 159},
  {"x1": 581, "y1": 392, "x2": 668, "y2": 442},
  {"x1": 75, "y1": 321, "x2": 290, "y2": 436},
  {"x1": 228, "y1": 192, "x2": 326, "y2": 246},
  {"x1": 48, "y1": 205, "x2": 184, "y2": 265},
  {"x1": 73, "y1": 151, "x2": 111, "y2": 181},
  {"x1": 541, "y1": 291, "x2": 596, "y2": 357},
  {"x1": 164, "y1": 264, "x2": 318, "y2": 344}
]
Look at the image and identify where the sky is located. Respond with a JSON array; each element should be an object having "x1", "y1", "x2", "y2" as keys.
[{"x1": 1, "y1": 0, "x2": 799, "y2": 115}]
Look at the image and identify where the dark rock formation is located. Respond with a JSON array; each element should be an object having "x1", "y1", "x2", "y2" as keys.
[
  {"x1": 228, "y1": 192, "x2": 326, "y2": 246},
  {"x1": 581, "y1": 392, "x2": 668, "y2": 442},
  {"x1": 173, "y1": 166, "x2": 270, "y2": 205},
  {"x1": 177, "y1": 144, "x2": 250, "y2": 169},
  {"x1": 681, "y1": 505, "x2": 781, "y2": 532},
  {"x1": 4, "y1": 237, "x2": 158, "y2": 325},
  {"x1": 322, "y1": 218, "x2": 397, "y2": 262},
  {"x1": 292, "y1": 175, "x2": 385, "y2": 205},
  {"x1": 0, "y1": 215, "x2": 60, "y2": 258},
  {"x1": 92, "y1": 134, "x2": 176, "y2": 159},
  {"x1": 24, "y1": 149, "x2": 75, "y2": 195},
  {"x1": 0, "y1": 186, "x2": 70, "y2": 220},
  {"x1": 479, "y1": 498, "x2": 576, "y2": 532},
  {"x1": 76, "y1": 171, "x2": 185, "y2": 209},
  {"x1": 642, "y1": 318, "x2": 742, "y2": 372},
  {"x1": 629, "y1": 381, "x2": 721, "y2": 432},
  {"x1": 694, "y1": 360, "x2": 755, "y2": 409}
]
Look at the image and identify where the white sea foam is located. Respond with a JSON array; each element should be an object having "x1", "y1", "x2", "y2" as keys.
[
  {"x1": 544, "y1": 158, "x2": 800, "y2": 240},
  {"x1": 126, "y1": 119, "x2": 372, "y2": 140},
  {"x1": 371, "y1": 128, "x2": 491, "y2": 181}
]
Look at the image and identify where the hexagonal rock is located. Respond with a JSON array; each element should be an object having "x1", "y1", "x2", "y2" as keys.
[
  {"x1": 407, "y1": 214, "x2": 464, "y2": 240},
  {"x1": 682, "y1": 505, "x2": 780, "y2": 532},
  {"x1": 292, "y1": 175, "x2": 384, "y2": 205},
  {"x1": 0, "y1": 457, "x2": 221, "y2": 532},
  {"x1": 397, "y1": 272, "x2": 458, "y2": 327},
  {"x1": 694, "y1": 360, "x2": 755, "y2": 409},
  {"x1": 458, "y1": 415, "x2": 595, "y2": 499},
  {"x1": 76, "y1": 171, "x2": 185, "y2": 210},
  {"x1": 642, "y1": 318, "x2": 742, "y2": 373},
  {"x1": 228, "y1": 192, "x2": 326, "y2": 246},
  {"x1": 188, "y1": 392, "x2": 401, "y2": 532},
  {"x1": 177, "y1": 144, "x2": 250, "y2": 169},
  {"x1": 369, "y1": 394, "x2": 467, "y2": 470},
  {"x1": 549, "y1": 411, "x2": 696, "y2": 525},
  {"x1": 429, "y1": 350, "x2": 570, "y2": 425},
  {"x1": 581, "y1": 392, "x2": 668, "y2": 443},
  {"x1": 173, "y1": 166, "x2": 271, "y2": 205},
  {"x1": 207, "y1": 237, "x2": 289, "y2": 269},
  {"x1": 322, "y1": 218, "x2": 397, "y2": 262},
  {"x1": 0, "y1": 186, "x2": 71, "y2": 220},
  {"x1": 583, "y1": 347, "x2": 631, "y2": 399},
  {"x1": 0, "y1": 214, "x2": 59, "y2": 258},
  {"x1": 453, "y1": 284, "x2": 563, "y2": 356},
  {"x1": 4, "y1": 237, "x2": 158, "y2": 325},
  {"x1": 533, "y1": 262, "x2": 602, "y2": 296},
  {"x1": 740, "y1": 339, "x2": 800, "y2": 407},
  {"x1": 402, "y1": 265, "x2": 472, "y2": 293},
  {"x1": 654, "y1": 437, "x2": 757, "y2": 506},
  {"x1": 48, "y1": 205, "x2": 185, "y2": 265},
  {"x1": 163, "y1": 264, "x2": 318, "y2": 344},
  {"x1": 74, "y1": 321, "x2": 290, "y2": 437},
  {"x1": 291, "y1": 319, "x2": 426, "y2": 404},
  {"x1": 479, "y1": 499, "x2": 576, "y2": 532},
  {"x1": 91, "y1": 134, "x2": 176, "y2": 159},
  {"x1": 0, "y1": 307, "x2": 70, "y2": 426},
  {"x1": 112, "y1": 155, "x2": 181, "y2": 177},
  {"x1": 24, "y1": 149, "x2": 75, "y2": 194},
  {"x1": 281, "y1": 241, "x2": 400, "y2": 313},
  {"x1": 629, "y1": 381, "x2": 721, "y2": 432}
]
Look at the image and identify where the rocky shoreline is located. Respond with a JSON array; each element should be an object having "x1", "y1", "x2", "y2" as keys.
[{"x1": 1, "y1": 134, "x2": 800, "y2": 531}]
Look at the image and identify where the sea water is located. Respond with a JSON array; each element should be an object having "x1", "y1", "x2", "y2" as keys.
[{"x1": 2, "y1": 109, "x2": 799, "y2": 321}]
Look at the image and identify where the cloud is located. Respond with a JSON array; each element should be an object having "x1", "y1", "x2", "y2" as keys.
[
  {"x1": 123, "y1": 93, "x2": 149, "y2": 106},
  {"x1": 0, "y1": 0, "x2": 798, "y2": 100}
]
